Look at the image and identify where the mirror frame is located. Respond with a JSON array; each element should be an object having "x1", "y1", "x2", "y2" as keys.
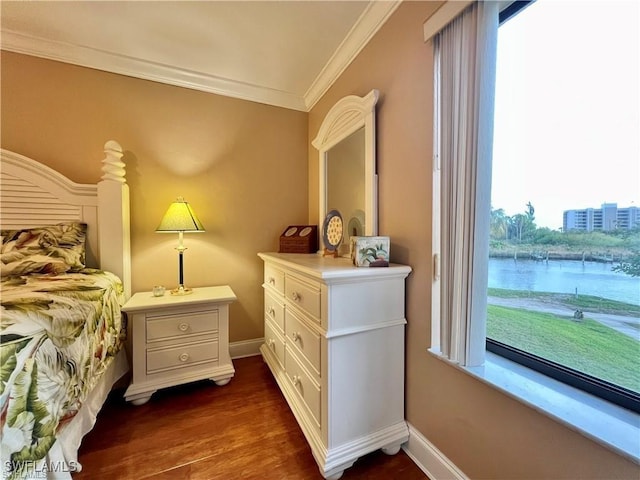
[{"x1": 312, "y1": 89, "x2": 379, "y2": 246}]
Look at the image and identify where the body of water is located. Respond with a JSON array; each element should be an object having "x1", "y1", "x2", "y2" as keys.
[{"x1": 488, "y1": 258, "x2": 640, "y2": 306}]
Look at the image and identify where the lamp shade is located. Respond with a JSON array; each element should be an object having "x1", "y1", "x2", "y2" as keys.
[{"x1": 156, "y1": 197, "x2": 205, "y2": 232}]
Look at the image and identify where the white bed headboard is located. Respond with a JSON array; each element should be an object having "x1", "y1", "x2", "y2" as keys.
[{"x1": 0, "y1": 141, "x2": 131, "y2": 298}]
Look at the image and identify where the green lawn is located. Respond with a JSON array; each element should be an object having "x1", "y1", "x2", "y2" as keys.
[
  {"x1": 488, "y1": 287, "x2": 640, "y2": 316},
  {"x1": 487, "y1": 304, "x2": 640, "y2": 392}
]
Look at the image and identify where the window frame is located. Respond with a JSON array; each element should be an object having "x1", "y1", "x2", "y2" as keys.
[
  {"x1": 486, "y1": 339, "x2": 640, "y2": 413},
  {"x1": 485, "y1": 0, "x2": 640, "y2": 414},
  {"x1": 428, "y1": 0, "x2": 640, "y2": 461}
]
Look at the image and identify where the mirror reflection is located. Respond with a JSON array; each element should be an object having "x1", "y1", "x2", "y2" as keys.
[{"x1": 327, "y1": 127, "x2": 365, "y2": 255}]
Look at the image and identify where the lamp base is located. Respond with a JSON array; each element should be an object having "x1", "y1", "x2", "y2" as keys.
[{"x1": 170, "y1": 285, "x2": 193, "y2": 295}]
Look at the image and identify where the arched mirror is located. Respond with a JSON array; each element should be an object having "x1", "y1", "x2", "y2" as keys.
[{"x1": 312, "y1": 90, "x2": 378, "y2": 256}]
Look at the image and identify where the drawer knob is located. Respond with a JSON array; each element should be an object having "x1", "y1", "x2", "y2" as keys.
[
  {"x1": 268, "y1": 306, "x2": 276, "y2": 316},
  {"x1": 178, "y1": 352, "x2": 190, "y2": 362},
  {"x1": 291, "y1": 291, "x2": 301, "y2": 301},
  {"x1": 178, "y1": 322, "x2": 189, "y2": 332},
  {"x1": 268, "y1": 276, "x2": 276, "y2": 285},
  {"x1": 268, "y1": 338, "x2": 275, "y2": 348},
  {"x1": 291, "y1": 331, "x2": 301, "y2": 342},
  {"x1": 292, "y1": 374, "x2": 301, "y2": 386}
]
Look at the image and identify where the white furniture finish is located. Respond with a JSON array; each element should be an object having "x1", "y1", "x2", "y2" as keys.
[
  {"x1": 258, "y1": 252, "x2": 411, "y2": 480},
  {"x1": 0, "y1": 142, "x2": 132, "y2": 298},
  {"x1": 124, "y1": 286, "x2": 237, "y2": 405}
]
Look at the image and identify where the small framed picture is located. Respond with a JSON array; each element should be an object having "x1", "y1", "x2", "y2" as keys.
[{"x1": 350, "y1": 236, "x2": 390, "y2": 267}]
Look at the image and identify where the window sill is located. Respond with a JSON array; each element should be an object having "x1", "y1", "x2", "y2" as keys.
[{"x1": 428, "y1": 349, "x2": 640, "y2": 464}]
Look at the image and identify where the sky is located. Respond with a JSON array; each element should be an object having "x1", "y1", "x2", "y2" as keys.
[{"x1": 491, "y1": 0, "x2": 640, "y2": 230}]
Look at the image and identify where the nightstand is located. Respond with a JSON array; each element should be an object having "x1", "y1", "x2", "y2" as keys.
[{"x1": 123, "y1": 285, "x2": 237, "y2": 405}]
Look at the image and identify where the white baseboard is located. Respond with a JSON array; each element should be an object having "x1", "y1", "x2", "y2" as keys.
[
  {"x1": 230, "y1": 337, "x2": 263, "y2": 359},
  {"x1": 403, "y1": 422, "x2": 468, "y2": 480}
]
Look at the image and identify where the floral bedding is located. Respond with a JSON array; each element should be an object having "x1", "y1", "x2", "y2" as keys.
[
  {"x1": 1, "y1": 223, "x2": 88, "y2": 278},
  {"x1": 0, "y1": 268, "x2": 126, "y2": 480}
]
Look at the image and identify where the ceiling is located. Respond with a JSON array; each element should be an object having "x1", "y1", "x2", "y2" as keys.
[{"x1": 0, "y1": 1, "x2": 401, "y2": 111}]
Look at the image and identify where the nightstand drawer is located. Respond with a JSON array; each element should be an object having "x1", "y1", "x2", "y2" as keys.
[
  {"x1": 147, "y1": 309, "x2": 218, "y2": 342},
  {"x1": 147, "y1": 339, "x2": 219, "y2": 374},
  {"x1": 264, "y1": 291, "x2": 285, "y2": 331},
  {"x1": 285, "y1": 276, "x2": 320, "y2": 320},
  {"x1": 264, "y1": 264, "x2": 285, "y2": 294},
  {"x1": 285, "y1": 309, "x2": 320, "y2": 375}
]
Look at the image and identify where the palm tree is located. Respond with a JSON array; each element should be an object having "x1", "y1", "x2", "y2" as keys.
[
  {"x1": 490, "y1": 207, "x2": 509, "y2": 241},
  {"x1": 511, "y1": 213, "x2": 527, "y2": 242}
]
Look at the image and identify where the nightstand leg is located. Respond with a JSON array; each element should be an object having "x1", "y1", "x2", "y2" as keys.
[
  {"x1": 126, "y1": 390, "x2": 156, "y2": 406},
  {"x1": 209, "y1": 362, "x2": 235, "y2": 386},
  {"x1": 212, "y1": 377, "x2": 231, "y2": 386}
]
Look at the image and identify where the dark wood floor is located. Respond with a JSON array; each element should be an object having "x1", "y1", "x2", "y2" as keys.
[{"x1": 76, "y1": 355, "x2": 428, "y2": 480}]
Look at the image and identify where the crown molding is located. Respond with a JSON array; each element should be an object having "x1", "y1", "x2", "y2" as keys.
[
  {"x1": 0, "y1": 30, "x2": 308, "y2": 111},
  {"x1": 303, "y1": 0, "x2": 402, "y2": 111},
  {"x1": 1, "y1": 2, "x2": 401, "y2": 112}
]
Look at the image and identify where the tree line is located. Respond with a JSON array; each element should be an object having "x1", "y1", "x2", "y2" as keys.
[{"x1": 490, "y1": 203, "x2": 640, "y2": 277}]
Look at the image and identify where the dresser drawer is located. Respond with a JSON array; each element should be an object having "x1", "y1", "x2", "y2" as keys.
[
  {"x1": 264, "y1": 290, "x2": 285, "y2": 331},
  {"x1": 147, "y1": 340, "x2": 219, "y2": 374},
  {"x1": 285, "y1": 309, "x2": 320, "y2": 375},
  {"x1": 285, "y1": 275, "x2": 321, "y2": 320},
  {"x1": 264, "y1": 320, "x2": 285, "y2": 368},
  {"x1": 147, "y1": 310, "x2": 218, "y2": 342},
  {"x1": 285, "y1": 348, "x2": 321, "y2": 427},
  {"x1": 264, "y1": 264, "x2": 285, "y2": 294}
]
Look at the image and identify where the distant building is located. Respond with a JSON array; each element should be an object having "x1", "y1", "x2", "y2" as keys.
[{"x1": 563, "y1": 203, "x2": 639, "y2": 232}]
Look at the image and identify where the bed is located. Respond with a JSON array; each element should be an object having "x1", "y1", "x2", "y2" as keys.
[{"x1": 0, "y1": 142, "x2": 131, "y2": 479}]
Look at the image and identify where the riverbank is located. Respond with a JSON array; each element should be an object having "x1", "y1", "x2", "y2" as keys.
[
  {"x1": 487, "y1": 288, "x2": 640, "y2": 316},
  {"x1": 487, "y1": 291, "x2": 639, "y2": 392},
  {"x1": 488, "y1": 239, "x2": 639, "y2": 262},
  {"x1": 489, "y1": 232, "x2": 639, "y2": 263},
  {"x1": 490, "y1": 249, "x2": 621, "y2": 262},
  {"x1": 487, "y1": 295, "x2": 640, "y2": 340}
]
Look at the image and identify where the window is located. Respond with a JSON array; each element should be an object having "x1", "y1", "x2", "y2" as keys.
[
  {"x1": 431, "y1": 0, "x2": 639, "y2": 414},
  {"x1": 488, "y1": 0, "x2": 639, "y2": 413}
]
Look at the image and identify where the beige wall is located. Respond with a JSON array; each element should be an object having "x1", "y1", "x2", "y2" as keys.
[
  {"x1": 1, "y1": 51, "x2": 308, "y2": 343},
  {"x1": 309, "y1": 1, "x2": 637, "y2": 478},
  {"x1": 2, "y1": 2, "x2": 637, "y2": 476}
]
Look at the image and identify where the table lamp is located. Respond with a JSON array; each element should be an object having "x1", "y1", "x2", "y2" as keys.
[{"x1": 156, "y1": 197, "x2": 205, "y2": 295}]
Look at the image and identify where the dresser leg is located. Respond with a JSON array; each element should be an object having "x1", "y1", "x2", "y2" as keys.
[
  {"x1": 325, "y1": 471, "x2": 343, "y2": 480},
  {"x1": 322, "y1": 459, "x2": 354, "y2": 479},
  {"x1": 381, "y1": 443, "x2": 402, "y2": 455}
]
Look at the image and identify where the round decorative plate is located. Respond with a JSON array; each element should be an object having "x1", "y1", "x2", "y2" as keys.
[
  {"x1": 284, "y1": 226, "x2": 298, "y2": 237},
  {"x1": 322, "y1": 210, "x2": 343, "y2": 252}
]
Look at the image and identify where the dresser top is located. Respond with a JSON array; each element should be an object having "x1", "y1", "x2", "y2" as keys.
[
  {"x1": 123, "y1": 285, "x2": 237, "y2": 312},
  {"x1": 258, "y1": 252, "x2": 411, "y2": 281}
]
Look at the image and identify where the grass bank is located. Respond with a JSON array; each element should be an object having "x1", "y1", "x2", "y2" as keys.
[
  {"x1": 487, "y1": 291, "x2": 640, "y2": 392},
  {"x1": 487, "y1": 287, "x2": 640, "y2": 316}
]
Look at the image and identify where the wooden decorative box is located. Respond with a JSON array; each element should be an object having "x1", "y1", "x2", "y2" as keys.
[{"x1": 279, "y1": 225, "x2": 318, "y2": 253}]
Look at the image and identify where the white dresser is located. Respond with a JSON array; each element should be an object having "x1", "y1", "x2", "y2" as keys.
[{"x1": 258, "y1": 252, "x2": 411, "y2": 480}]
